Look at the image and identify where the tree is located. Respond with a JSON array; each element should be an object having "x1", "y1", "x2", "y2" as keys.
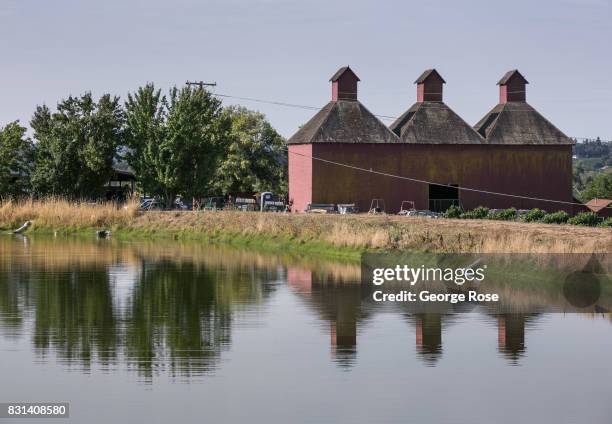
[
  {"x1": 124, "y1": 85, "x2": 226, "y2": 205},
  {"x1": 581, "y1": 172, "x2": 612, "y2": 201},
  {"x1": 0, "y1": 121, "x2": 33, "y2": 198},
  {"x1": 213, "y1": 106, "x2": 287, "y2": 196},
  {"x1": 574, "y1": 137, "x2": 610, "y2": 158},
  {"x1": 30, "y1": 93, "x2": 124, "y2": 199},
  {"x1": 163, "y1": 86, "x2": 227, "y2": 204},
  {"x1": 124, "y1": 83, "x2": 167, "y2": 197}
]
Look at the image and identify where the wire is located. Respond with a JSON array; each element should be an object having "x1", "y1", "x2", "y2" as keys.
[
  {"x1": 214, "y1": 92, "x2": 612, "y2": 143},
  {"x1": 214, "y1": 91, "x2": 611, "y2": 209},
  {"x1": 214, "y1": 94, "x2": 320, "y2": 112},
  {"x1": 215, "y1": 93, "x2": 468, "y2": 120},
  {"x1": 286, "y1": 147, "x2": 612, "y2": 209}
]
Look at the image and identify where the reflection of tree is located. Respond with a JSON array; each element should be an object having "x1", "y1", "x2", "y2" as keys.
[
  {"x1": 126, "y1": 260, "x2": 278, "y2": 380},
  {"x1": 126, "y1": 261, "x2": 230, "y2": 379},
  {"x1": 0, "y1": 238, "x2": 280, "y2": 379},
  {"x1": 0, "y1": 269, "x2": 30, "y2": 336},
  {"x1": 32, "y1": 266, "x2": 117, "y2": 366}
]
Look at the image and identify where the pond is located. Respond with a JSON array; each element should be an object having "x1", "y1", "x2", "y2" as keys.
[{"x1": 0, "y1": 236, "x2": 611, "y2": 423}]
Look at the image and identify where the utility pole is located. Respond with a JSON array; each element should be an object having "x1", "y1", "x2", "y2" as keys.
[
  {"x1": 185, "y1": 80, "x2": 217, "y2": 89},
  {"x1": 185, "y1": 80, "x2": 217, "y2": 211}
]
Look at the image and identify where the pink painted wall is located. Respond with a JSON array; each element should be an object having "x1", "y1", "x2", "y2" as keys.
[{"x1": 288, "y1": 144, "x2": 312, "y2": 212}]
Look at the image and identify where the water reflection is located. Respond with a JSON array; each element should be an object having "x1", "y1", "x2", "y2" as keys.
[
  {"x1": 287, "y1": 266, "x2": 366, "y2": 367},
  {"x1": 33, "y1": 265, "x2": 118, "y2": 366},
  {"x1": 413, "y1": 314, "x2": 443, "y2": 365},
  {"x1": 496, "y1": 314, "x2": 529, "y2": 363},
  {"x1": 0, "y1": 236, "x2": 610, "y2": 381},
  {"x1": 0, "y1": 237, "x2": 284, "y2": 380}
]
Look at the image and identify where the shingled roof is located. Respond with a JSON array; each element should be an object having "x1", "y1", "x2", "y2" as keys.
[
  {"x1": 287, "y1": 100, "x2": 398, "y2": 144},
  {"x1": 329, "y1": 66, "x2": 360, "y2": 82},
  {"x1": 585, "y1": 198, "x2": 612, "y2": 213},
  {"x1": 389, "y1": 102, "x2": 485, "y2": 144},
  {"x1": 498, "y1": 69, "x2": 528, "y2": 85},
  {"x1": 415, "y1": 69, "x2": 446, "y2": 84},
  {"x1": 474, "y1": 102, "x2": 574, "y2": 145}
]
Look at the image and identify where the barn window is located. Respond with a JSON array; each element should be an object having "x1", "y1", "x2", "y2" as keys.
[{"x1": 429, "y1": 184, "x2": 459, "y2": 212}]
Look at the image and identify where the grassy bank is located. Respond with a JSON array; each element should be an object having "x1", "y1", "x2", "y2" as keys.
[{"x1": 1, "y1": 198, "x2": 610, "y2": 256}]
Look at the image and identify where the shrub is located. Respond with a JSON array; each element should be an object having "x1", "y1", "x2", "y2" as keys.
[
  {"x1": 541, "y1": 211, "x2": 570, "y2": 224},
  {"x1": 600, "y1": 217, "x2": 612, "y2": 227},
  {"x1": 460, "y1": 206, "x2": 489, "y2": 219},
  {"x1": 568, "y1": 212, "x2": 601, "y2": 227},
  {"x1": 489, "y1": 208, "x2": 517, "y2": 221},
  {"x1": 443, "y1": 205, "x2": 462, "y2": 219},
  {"x1": 521, "y1": 208, "x2": 546, "y2": 222}
]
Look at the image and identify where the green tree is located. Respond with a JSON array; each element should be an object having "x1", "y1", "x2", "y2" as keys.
[
  {"x1": 124, "y1": 85, "x2": 226, "y2": 205},
  {"x1": 159, "y1": 86, "x2": 227, "y2": 205},
  {"x1": 0, "y1": 121, "x2": 33, "y2": 198},
  {"x1": 213, "y1": 106, "x2": 287, "y2": 195},
  {"x1": 581, "y1": 172, "x2": 612, "y2": 201},
  {"x1": 30, "y1": 93, "x2": 124, "y2": 199},
  {"x1": 124, "y1": 83, "x2": 167, "y2": 197}
]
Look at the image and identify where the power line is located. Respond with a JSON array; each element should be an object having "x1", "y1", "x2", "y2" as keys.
[
  {"x1": 214, "y1": 90, "x2": 611, "y2": 208},
  {"x1": 213, "y1": 92, "x2": 612, "y2": 142},
  {"x1": 286, "y1": 147, "x2": 612, "y2": 209}
]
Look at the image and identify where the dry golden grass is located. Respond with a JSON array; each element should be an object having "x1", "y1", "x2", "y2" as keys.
[
  {"x1": 0, "y1": 197, "x2": 139, "y2": 228},
  {"x1": 0, "y1": 199, "x2": 610, "y2": 254},
  {"x1": 130, "y1": 211, "x2": 611, "y2": 253}
]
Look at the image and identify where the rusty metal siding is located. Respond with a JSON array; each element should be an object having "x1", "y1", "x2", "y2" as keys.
[{"x1": 308, "y1": 144, "x2": 573, "y2": 213}]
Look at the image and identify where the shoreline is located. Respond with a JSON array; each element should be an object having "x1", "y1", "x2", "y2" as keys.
[{"x1": 2, "y1": 200, "x2": 610, "y2": 257}]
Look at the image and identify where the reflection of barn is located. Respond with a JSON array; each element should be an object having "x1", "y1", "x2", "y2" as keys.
[
  {"x1": 286, "y1": 265, "x2": 543, "y2": 366},
  {"x1": 414, "y1": 314, "x2": 443, "y2": 365},
  {"x1": 288, "y1": 67, "x2": 574, "y2": 214},
  {"x1": 287, "y1": 266, "x2": 367, "y2": 367},
  {"x1": 496, "y1": 314, "x2": 540, "y2": 363}
]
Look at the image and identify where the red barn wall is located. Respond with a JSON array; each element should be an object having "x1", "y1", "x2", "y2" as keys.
[
  {"x1": 307, "y1": 143, "x2": 572, "y2": 213},
  {"x1": 288, "y1": 144, "x2": 313, "y2": 212}
]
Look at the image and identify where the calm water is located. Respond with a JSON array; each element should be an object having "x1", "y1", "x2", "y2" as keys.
[{"x1": 0, "y1": 236, "x2": 611, "y2": 423}]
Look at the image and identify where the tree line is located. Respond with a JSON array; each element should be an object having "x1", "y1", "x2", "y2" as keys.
[
  {"x1": 573, "y1": 137, "x2": 610, "y2": 159},
  {"x1": 572, "y1": 138, "x2": 612, "y2": 200},
  {"x1": 0, "y1": 84, "x2": 287, "y2": 204}
]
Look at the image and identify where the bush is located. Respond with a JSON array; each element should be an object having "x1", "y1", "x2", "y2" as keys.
[
  {"x1": 600, "y1": 217, "x2": 612, "y2": 227},
  {"x1": 443, "y1": 205, "x2": 462, "y2": 219},
  {"x1": 521, "y1": 208, "x2": 546, "y2": 222},
  {"x1": 568, "y1": 212, "x2": 601, "y2": 227},
  {"x1": 489, "y1": 208, "x2": 517, "y2": 221},
  {"x1": 460, "y1": 206, "x2": 489, "y2": 219},
  {"x1": 541, "y1": 211, "x2": 570, "y2": 224}
]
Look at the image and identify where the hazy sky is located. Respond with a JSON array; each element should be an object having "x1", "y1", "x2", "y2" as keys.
[{"x1": 1, "y1": 0, "x2": 610, "y2": 139}]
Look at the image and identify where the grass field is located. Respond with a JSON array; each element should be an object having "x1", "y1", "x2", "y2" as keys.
[{"x1": 0, "y1": 198, "x2": 610, "y2": 255}]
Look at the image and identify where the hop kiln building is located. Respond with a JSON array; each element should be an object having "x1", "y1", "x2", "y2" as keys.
[{"x1": 287, "y1": 67, "x2": 574, "y2": 213}]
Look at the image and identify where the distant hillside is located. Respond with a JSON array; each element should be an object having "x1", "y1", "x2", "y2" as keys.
[{"x1": 573, "y1": 138, "x2": 611, "y2": 200}]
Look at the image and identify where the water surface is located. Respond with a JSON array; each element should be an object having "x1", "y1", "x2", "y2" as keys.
[{"x1": 0, "y1": 236, "x2": 611, "y2": 423}]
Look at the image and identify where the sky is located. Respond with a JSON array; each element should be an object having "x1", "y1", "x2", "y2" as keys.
[{"x1": 0, "y1": 0, "x2": 610, "y2": 140}]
